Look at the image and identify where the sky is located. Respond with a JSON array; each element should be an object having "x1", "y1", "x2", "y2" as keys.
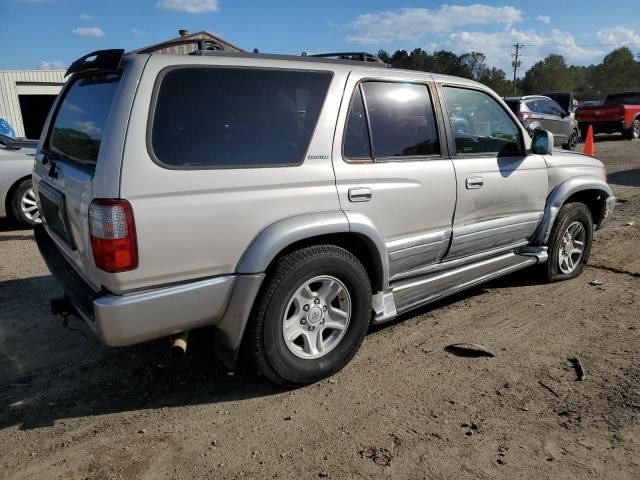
[{"x1": 1, "y1": 0, "x2": 640, "y2": 75}]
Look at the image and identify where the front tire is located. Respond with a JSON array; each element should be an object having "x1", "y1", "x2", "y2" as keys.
[
  {"x1": 10, "y1": 179, "x2": 41, "y2": 228},
  {"x1": 248, "y1": 245, "x2": 372, "y2": 386},
  {"x1": 544, "y1": 203, "x2": 593, "y2": 282}
]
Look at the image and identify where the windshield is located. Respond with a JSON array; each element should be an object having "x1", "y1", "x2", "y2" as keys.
[
  {"x1": 49, "y1": 73, "x2": 119, "y2": 169},
  {"x1": 605, "y1": 93, "x2": 640, "y2": 105}
]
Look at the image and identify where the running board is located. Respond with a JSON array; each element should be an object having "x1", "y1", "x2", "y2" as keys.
[{"x1": 383, "y1": 252, "x2": 538, "y2": 318}]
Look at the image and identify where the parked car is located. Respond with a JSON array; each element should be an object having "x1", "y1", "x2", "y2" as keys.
[
  {"x1": 0, "y1": 134, "x2": 40, "y2": 227},
  {"x1": 575, "y1": 92, "x2": 640, "y2": 140},
  {"x1": 543, "y1": 92, "x2": 578, "y2": 118},
  {"x1": 504, "y1": 95, "x2": 580, "y2": 150},
  {"x1": 34, "y1": 48, "x2": 615, "y2": 385}
]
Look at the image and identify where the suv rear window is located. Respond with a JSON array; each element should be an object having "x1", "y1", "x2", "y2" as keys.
[
  {"x1": 151, "y1": 67, "x2": 332, "y2": 169},
  {"x1": 49, "y1": 73, "x2": 120, "y2": 169}
]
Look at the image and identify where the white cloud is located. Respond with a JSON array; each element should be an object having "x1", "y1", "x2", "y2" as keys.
[
  {"x1": 131, "y1": 28, "x2": 144, "y2": 36},
  {"x1": 75, "y1": 121, "x2": 101, "y2": 137},
  {"x1": 537, "y1": 15, "x2": 551, "y2": 24},
  {"x1": 347, "y1": 4, "x2": 523, "y2": 44},
  {"x1": 156, "y1": 0, "x2": 219, "y2": 13},
  {"x1": 39, "y1": 60, "x2": 65, "y2": 69},
  {"x1": 72, "y1": 27, "x2": 105, "y2": 37},
  {"x1": 597, "y1": 26, "x2": 640, "y2": 48},
  {"x1": 79, "y1": 13, "x2": 93, "y2": 21},
  {"x1": 446, "y1": 28, "x2": 604, "y2": 72}
]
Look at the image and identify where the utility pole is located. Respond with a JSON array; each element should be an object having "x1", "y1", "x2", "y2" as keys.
[{"x1": 512, "y1": 43, "x2": 523, "y2": 95}]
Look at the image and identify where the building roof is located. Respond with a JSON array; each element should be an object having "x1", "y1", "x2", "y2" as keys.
[{"x1": 128, "y1": 30, "x2": 244, "y2": 55}]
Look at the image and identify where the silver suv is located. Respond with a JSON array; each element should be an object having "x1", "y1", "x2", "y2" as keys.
[{"x1": 34, "y1": 48, "x2": 615, "y2": 385}]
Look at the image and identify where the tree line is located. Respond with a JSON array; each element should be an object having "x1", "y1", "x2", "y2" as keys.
[{"x1": 377, "y1": 47, "x2": 640, "y2": 100}]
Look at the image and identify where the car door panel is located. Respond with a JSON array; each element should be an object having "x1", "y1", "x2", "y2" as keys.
[
  {"x1": 440, "y1": 86, "x2": 548, "y2": 260},
  {"x1": 332, "y1": 74, "x2": 457, "y2": 281}
]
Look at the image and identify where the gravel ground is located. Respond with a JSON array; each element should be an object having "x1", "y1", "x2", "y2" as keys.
[{"x1": 1, "y1": 136, "x2": 638, "y2": 480}]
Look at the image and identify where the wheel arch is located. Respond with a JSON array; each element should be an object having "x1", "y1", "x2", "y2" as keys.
[
  {"x1": 236, "y1": 211, "x2": 389, "y2": 292},
  {"x1": 532, "y1": 176, "x2": 613, "y2": 245}
]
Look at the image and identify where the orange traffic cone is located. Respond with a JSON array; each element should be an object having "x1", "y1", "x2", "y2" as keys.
[{"x1": 583, "y1": 125, "x2": 594, "y2": 156}]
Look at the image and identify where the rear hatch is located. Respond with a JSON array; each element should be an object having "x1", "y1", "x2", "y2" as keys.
[{"x1": 33, "y1": 50, "x2": 147, "y2": 291}]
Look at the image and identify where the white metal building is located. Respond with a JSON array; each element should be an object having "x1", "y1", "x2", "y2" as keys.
[{"x1": 0, "y1": 70, "x2": 66, "y2": 139}]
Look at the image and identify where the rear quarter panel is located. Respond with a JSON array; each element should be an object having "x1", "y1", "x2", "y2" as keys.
[{"x1": 115, "y1": 56, "x2": 348, "y2": 293}]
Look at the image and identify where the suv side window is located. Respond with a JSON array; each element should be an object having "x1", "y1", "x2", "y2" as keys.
[
  {"x1": 343, "y1": 86, "x2": 373, "y2": 161},
  {"x1": 443, "y1": 86, "x2": 523, "y2": 156},
  {"x1": 547, "y1": 99, "x2": 565, "y2": 116},
  {"x1": 344, "y1": 82, "x2": 440, "y2": 160},
  {"x1": 151, "y1": 67, "x2": 332, "y2": 169}
]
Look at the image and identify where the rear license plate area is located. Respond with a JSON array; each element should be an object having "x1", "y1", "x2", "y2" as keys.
[{"x1": 38, "y1": 181, "x2": 76, "y2": 250}]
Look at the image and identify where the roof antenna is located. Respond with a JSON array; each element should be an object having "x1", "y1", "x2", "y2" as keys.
[
  {"x1": 301, "y1": 52, "x2": 307, "y2": 56},
  {"x1": 253, "y1": 48, "x2": 259, "y2": 53}
]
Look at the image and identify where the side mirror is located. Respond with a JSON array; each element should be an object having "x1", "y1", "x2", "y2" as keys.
[
  {"x1": 531, "y1": 129, "x2": 553, "y2": 155},
  {"x1": 560, "y1": 111, "x2": 568, "y2": 118}
]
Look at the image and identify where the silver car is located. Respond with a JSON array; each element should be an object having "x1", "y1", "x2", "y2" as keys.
[
  {"x1": 0, "y1": 135, "x2": 41, "y2": 227},
  {"x1": 33, "y1": 48, "x2": 615, "y2": 385}
]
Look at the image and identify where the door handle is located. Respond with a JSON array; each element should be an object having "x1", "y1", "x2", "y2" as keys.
[
  {"x1": 348, "y1": 187, "x2": 372, "y2": 202},
  {"x1": 465, "y1": 177, "x2": 484, "y2": 189}
]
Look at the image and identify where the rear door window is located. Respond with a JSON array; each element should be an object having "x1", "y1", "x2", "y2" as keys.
[
  {"x1": 49, "y1": 73, "x2": 120, "y2": 170},
  {"x1": 151, "y1": 67, "x2": 332, "y2": 169},
  {"x1": 360, "y1": 82, "x2": 440, "y2": 158}
]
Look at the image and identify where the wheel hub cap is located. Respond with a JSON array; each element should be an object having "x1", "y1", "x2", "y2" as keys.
[
  {"x1": 20, "y1": 187, "x2": 42, "y2": 223},
  {"x1": 558, "y1": 221, "x2": 586, "y2": 274},
  {"x1": 282, "y1": 275, "x2": 352, "y2": 360}
]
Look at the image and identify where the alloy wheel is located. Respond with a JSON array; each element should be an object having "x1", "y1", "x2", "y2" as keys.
[
  {"x1": 20, "y1": 187, "x2": 41, "y2": 223},
  {"x1": 558, "y1": 221, "x2": 586, "y2": 274},
  {"x1": 282, "y1": 275, "x2": 352, "y2": 359}
]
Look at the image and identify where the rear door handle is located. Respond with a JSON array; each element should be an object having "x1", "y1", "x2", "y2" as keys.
[
  {"x1": 348, "y1": 187, "x2": 372, "y2": 202},
  {"x1": 465, "y1": 177, "x2": 484, "y2": 189}
]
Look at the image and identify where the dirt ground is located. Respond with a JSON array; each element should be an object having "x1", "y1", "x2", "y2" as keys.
[{"x1": 1, "y1": 136, "x2": 639, "y2": 480}]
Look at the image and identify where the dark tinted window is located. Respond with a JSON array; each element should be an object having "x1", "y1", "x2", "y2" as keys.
[
  {"x1": 362, "y1": 82, "x2": 440, "y2": 158},
  {"x1": 49, "y1": 74, "x2": 119, "y2": 169},
  {"x1": 152, "y1": 68, "x2": 331, "y2": 168},
  {"x1": 605, "y1": 93, "x2": 640, "y2": 105},
  {"x1": 344, "y1": 87, "x2": 372, "y2": 160},
  {"x1": 505, "y1": 100, "x2": 521, "y2": 114},
  {"x1": 443, "y1": 87, "x2": 522, "y2": 156}
]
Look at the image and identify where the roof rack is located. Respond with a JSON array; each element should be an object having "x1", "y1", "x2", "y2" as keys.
[
  {"x1": 303, "y1": 52, "x2": 386, "y2": 64},
  {"x1": 136, "y1": 38, "x2": 233, "y2": 55}
]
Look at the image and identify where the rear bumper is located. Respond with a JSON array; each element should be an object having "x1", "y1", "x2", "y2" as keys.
[{"x1": 35, "y1": 225, "x2": 263, "y2": 361}]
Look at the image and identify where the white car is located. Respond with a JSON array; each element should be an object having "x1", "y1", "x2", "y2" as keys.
[{"x1": 0, "y1": 135, "x2": 40, "y2": 227}]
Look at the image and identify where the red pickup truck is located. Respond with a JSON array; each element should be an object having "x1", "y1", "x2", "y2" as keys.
[{"x1": 575, "y1": 92, "x2": 640, "y2": 140}]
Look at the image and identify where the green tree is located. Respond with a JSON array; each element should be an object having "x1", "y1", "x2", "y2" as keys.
[
  {"x1": 589, "y1": 47, "x2": 640, "y2": 96},
  {"x1": 521, "y1": 54, "x2": 575, "y2": 94}
]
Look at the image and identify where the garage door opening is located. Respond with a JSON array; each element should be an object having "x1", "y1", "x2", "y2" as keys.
[{"x1": 18, "y1": 94, "x2": 57, "y2": 139}]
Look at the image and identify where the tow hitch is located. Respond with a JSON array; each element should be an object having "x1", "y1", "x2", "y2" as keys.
[{"x1": 50, "y1": 296, "x2": 80, "y2": 323}]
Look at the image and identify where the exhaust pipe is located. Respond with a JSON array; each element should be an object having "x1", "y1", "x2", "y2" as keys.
[{"x1": 171, "y1": 331, "x2": 189, "y2": 357}]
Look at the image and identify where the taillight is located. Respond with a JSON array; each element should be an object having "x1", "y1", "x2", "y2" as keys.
[
  {"x1": 517, "y1": 112, "x2": 533, "y2": 121},
  {"x1": 89, "y1": 199, "x2": 138, "y2": 272}
]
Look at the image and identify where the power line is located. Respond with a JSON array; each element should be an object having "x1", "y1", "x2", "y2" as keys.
[{"x1": 512, "y1": 43, "x2": 523, "y2": 94}]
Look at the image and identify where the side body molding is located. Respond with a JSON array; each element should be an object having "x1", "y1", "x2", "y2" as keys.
[
  {"x1": 236, "y1": 211, "x2": 390, "y2": 289},
  {"x1": 532, "y1": 176, "x2": 613, "y2": 245}
]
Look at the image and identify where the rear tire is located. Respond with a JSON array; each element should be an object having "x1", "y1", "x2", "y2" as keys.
[
  {"x1": 9, "y1": 179, "x2": 41, "y2": 228},
  {"x1": 544, "y1": 203, "x2": 593, "y2": 283},
  {"x1": 625, "y1": 119, "x2": 640, "y2": 140},
  {"x1": 247, "y1": 245, "x2": 372, "y2": 386},
  {"x1": 562, "y1": 129, "x2": 579, "y2": 150}
]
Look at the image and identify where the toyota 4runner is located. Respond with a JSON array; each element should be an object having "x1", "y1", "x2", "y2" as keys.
[{"x1": 33, "y1": 48, "x2": 615, "y2": 385}]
